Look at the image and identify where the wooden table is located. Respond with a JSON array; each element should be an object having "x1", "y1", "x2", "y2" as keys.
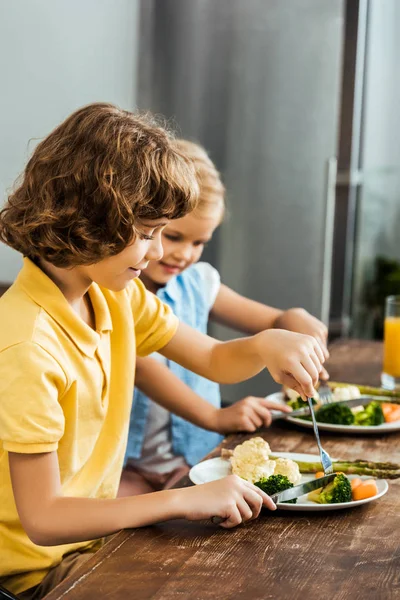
[{"x1": 46, "y1": 340, "x2": 400, "y2": 600}]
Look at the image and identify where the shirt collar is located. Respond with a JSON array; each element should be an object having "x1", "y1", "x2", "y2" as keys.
[
  {"x1": 157, "y1": 274, "x2": 180, "y2": 303},
  {"x1": 17, "y1": 258, "x2": 112, "y2": 357}
]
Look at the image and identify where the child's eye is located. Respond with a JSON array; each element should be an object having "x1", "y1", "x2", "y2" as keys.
[
  {"x1": 164, "y1": 234, "x2": 179, "y2": 242},
  {"x1": 140, "y1": 233, "x2": 154, "y2": 241}
]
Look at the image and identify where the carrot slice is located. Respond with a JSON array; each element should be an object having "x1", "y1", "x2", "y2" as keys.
[
  {"x1": 351, "y1": 477, "x2": 363, "y2": 494},
  {"x1": 352, "y1": 479, "x2": 378, "y2": 501},
  {"x1": 382, "y1": 403, "x2": 400, "y2": 419},
  {"x1": 385, "y1": 407, "x2": 400, "y2": 423},
  {"x1": 382, "y1": 403, "x2": 399, "y2": 420},
  {"x1": 382, "y1": 404, "x2": 393, "y2": 420}
]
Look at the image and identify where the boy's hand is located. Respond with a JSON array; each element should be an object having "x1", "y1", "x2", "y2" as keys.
[
  {"x1": 213, "y1": 397, "x2": 292, "y2": 433},
  {"x1": 257, "y1": 329, "x2": 326, "y2": 399},
  {"x1": 274, "y1": 308, "x2": 329, "y2": 378},
  {"x1": 178, "y1": 475, "x2": 276, "y2": 528}
]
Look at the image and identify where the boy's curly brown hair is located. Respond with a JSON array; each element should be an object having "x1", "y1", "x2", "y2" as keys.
[{"x1": 0, "y1": 103, "x2": 199, "y2": 267}]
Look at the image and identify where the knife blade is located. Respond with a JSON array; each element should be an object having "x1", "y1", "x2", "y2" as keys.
[
  {"x1": 270, "y1": 473, "x2": 337, "y2": 504},
  {"x1": 272, "y1": 395, "x2": 383, "y2": 421}
]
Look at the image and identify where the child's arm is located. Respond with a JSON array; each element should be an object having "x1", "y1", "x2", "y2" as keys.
[
  {"x1": 160, "y1": 322, "x2": 324, "y2": 399},
  {"x1": 210, "y1": 284, "x2": 328, "y2": 350},
  {"x1": 136, "y1": 356, "x2": 292, "y2": 432},
  {"x1": 9, "y1": 451, "x2": 275, "y2": 544}
]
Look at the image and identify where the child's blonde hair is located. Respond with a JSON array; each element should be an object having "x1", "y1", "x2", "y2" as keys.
[
  {"x1": 174, "y1": 139, "x2": 225, "y2": 222},
  {"x1": 0, "y1": 103, "x2": 199, "y2": 268}
]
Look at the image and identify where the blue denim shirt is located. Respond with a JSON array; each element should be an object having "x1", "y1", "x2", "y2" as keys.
[{"x1": 125, "y1": 263, "x2": 224, "y2": 467}]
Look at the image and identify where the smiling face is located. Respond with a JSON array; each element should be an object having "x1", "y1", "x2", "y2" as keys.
[
  {"x1": 140, "y1": 209, "x2": 222, "y2": 291},
  {"x1": 78, "y1": 219, "x2": 169, "y2": 291}
]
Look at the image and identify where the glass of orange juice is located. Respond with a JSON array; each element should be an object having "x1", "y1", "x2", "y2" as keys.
[{"x1": 382, "y1": 296, "x2": 400, "y2": 390}]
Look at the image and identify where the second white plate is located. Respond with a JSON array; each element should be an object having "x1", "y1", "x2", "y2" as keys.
[{"x1": 268, "y1": 391, "x2": 400, "y2": 433}]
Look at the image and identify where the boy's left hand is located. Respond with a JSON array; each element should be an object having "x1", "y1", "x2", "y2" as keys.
[
  {"x1": 274, "y1": 308, "x2": 329, "y2": 378},
  {"x1": 213, "y1": 397, "x2": 293, "y2": 433}
]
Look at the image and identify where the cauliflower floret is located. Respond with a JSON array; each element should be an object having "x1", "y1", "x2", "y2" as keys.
[
  {"x1": 232, "y1": 460, "x2": 277, "y2": 483},
  {"x1": 229, "y1": 438, "x2": 302, "y2": 485},
  {"x1": 230, "y1": 437, "x2": 274, "y2": 482},
  {"x1": 285, "y1": 388, "x2": 301, "y2": 401},
  {"x1": 272, "y1": 457, "x2": 302, "y2": 485},
  {"x1": 285, "y1": 387, "x2": 320, "y2": 402},
  {"x1": 231, "y1": 437, "x2": 271, "y2": 461},
  {"x1": 333, "y1": 385, "x2": 361, "y2": 401}
]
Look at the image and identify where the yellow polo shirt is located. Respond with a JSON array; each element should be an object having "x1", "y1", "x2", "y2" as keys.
[{"x1": 0, "y1": 258, "x2": 178, "y2": 594}]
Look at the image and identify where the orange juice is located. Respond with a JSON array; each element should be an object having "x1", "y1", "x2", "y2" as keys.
[{"x1": 383, "y1": 317, "x2": 400, "y2": 377}]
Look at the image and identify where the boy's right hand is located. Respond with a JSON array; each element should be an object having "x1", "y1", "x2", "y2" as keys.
[
  {"x1": 177, "y1": 475, "x2": 275, "y2": 528},
  {"x1": 256, "y1": 329, "x2": 327, "y2": 400}
]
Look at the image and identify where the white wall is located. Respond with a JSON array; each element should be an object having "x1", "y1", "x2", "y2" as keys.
[{"x1": 0, "y1": 0, "x2": 139, "y2": 282}]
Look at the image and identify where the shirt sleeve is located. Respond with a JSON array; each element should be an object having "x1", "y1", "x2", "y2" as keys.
[
  {"x1": 0, "y1": 342, "x2": 67, "y2": 453},
  {"x1": 128, "y1": 279, "x2": 179, "y2": 358},
  {"x1": 194, "y1": 262, "x2": 221, "y2": 309}
]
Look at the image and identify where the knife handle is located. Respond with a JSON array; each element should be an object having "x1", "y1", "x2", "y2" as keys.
[
  {"x1": 211, "y1": 516, "x2": 225, "y2": 525},
  {"x1": 271, "y1": 407, "x2": 309, "y2": 421}
]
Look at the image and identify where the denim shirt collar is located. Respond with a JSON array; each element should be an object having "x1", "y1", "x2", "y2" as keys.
[{"x1": 156, "y1": 275, "x2": 180, "y2": 304}]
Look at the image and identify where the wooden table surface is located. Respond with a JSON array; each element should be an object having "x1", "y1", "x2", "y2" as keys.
[{"x1": 46, "y1": 340, "x2": 400, "y2": 600}]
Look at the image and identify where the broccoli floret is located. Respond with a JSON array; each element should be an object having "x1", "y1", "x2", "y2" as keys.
[
  {"x1": 354, "y1": 401, "x2": 384, "y2": 426},
  {"x1": 318, "y1": 474, "x2": 352, "y2": 504},
  {"x1": 255, "y1": 474, "x2": 297, "y2": 504},
  {"x1": 313, "y1": 402, "x2": 355, "y2": 425},
  {"x1": 287, "y1": 397, "x2": 317, "y2": 411}
]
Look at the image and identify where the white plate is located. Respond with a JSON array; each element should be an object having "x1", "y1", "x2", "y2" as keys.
[
  {"x1": 268, "y1": 391, "x2": 400, "y2": 433},
  {"x1": 189, "y1": 453, "x2": 388, "y2": 511}
]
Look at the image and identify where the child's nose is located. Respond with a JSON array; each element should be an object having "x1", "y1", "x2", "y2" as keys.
[
  {"x1": 174, "y1": 244, "x2": 193, "y2": 263},
  {"x1": 146, "y1": 236, "x2": 163, "y2": 261}
]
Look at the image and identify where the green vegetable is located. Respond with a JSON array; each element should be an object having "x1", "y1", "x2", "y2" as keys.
[
  {"x1": 308, "y1": 402, "x2": 355, "y2": 425},
  {"x1": 287, "y1": 397, "x2": 317, "y2": 410},
  {"x1": 354, "y1": 401, "x2": 384, "y2": 426},
  {"x1": 255, "y1": 474, "x2": 297, "y2": 504},
  {"x1": 312, "y1": 474, "x2": 352, "y2": 504},
  {"x1": 276, "y1": 457, "x2": 400, "y2": 479},
  {"x1": 299, "y1": 399, "x2": 385, "y2": 427}
]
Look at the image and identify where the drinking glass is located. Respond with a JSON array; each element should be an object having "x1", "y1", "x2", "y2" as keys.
[{"x1": 381, "y1": 295, "x2": 400, "y2": 390}]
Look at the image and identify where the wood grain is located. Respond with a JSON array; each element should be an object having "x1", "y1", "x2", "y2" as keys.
[{"x1": 45, "y1": 341, "x2": 400, "y2": 600}]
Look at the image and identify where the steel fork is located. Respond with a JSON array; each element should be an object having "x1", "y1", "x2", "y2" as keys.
[
  {"x1": 306, "y1": 397, "x2": 333, "y2": 474},
  {"x1": 318, "y1": 382, "x2": 334, "y2": 404}
]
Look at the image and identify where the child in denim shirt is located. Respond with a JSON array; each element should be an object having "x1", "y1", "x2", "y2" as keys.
[{"x1": 120, "y1": 140, "x2": 328, "y2": 496}]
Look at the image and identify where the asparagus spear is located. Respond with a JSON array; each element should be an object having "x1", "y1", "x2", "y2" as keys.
[
  {"x1": 328, "y1": 381, "x2": 400, "y2": 401},
  {"x1": 269, "y1": 456, "x2": 400, "y2": 479}
]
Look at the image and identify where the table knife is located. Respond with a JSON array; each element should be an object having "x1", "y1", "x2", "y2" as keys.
[{"x1": 269, "y1": 473, "x2": 336, "y2": 503}]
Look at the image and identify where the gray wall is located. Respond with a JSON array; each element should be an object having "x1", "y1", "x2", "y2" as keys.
[
  {"x1": 352, "y1": 0, "x2": 400, "y2": 336},
  {"x1": 0, "y1": 0, "x2": 139, "y2": 282},
  {"x1": 362, "y1": 0, "x2": 400, "y2": 170},
  {"x1": 138, "y1": 0, "x2": 344, "y2": 398}
]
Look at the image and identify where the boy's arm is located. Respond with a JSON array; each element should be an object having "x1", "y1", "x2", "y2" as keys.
[
  {"x1": 9, "y1": 451, "x2": 275, "y2": 543},
  {"x1": 135, "y1": 357, "x2": 291, "y2": 433},
  {"x1": 210, "y1": 284, "x2": 328, "y2": 349},
  {"x1": 210, "y1": 284, "x2": 283, "y2": 333},
  {"x1": 160, "y1": 321, "x2": 324, "y2": 398}
]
